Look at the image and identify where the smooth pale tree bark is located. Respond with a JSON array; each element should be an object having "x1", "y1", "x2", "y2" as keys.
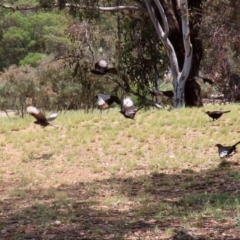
[
  {"x1": 145, "y1": 0, "x2": 192, "y2": 107},
  {"x1": 0, "y1": 0, "x2": 201, "y2": 108}
]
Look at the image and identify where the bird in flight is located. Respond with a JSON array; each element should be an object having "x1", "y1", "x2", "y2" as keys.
[
  {"x1": 149, "y1": 90, "x2": 174, "y2": 98},
  {"x1": 215, "y1": 141, "x2": 240, "y2": 158},
  {"x1": 205, "y1": 110, "x2": 230, "y2": 121},
  {"x1": 91, "y1": 60, "x2": 117, "y2": 75},
  {"x1": 119, "y1": 96, "x2": 142, "y2": 120},
  {"x1": 27, "y1": 106, "x2": 58, "y2": 128},
  {"x1": 194, "y1": 76, "x2": 214, "y2": 85},
  {"x1": 95, "y1": 93, "x2": 121, "y2": 111}
]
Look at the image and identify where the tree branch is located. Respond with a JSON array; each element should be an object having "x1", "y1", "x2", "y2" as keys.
[
  {"x1": 144, "y1": 0, "x2": 179, "y2": 80},
  {"x1": 179, "y1": 0, "x2": 192, "y2": 80},
  {"x1": 0, "y1": 3, "x2": 147, "y2": 13},
  {"x1": 145, "y1": 1, "x2": 164, "y2": 38},
  {"x1": 153, "y1": 0, "x2": 169, "y2": 37}
]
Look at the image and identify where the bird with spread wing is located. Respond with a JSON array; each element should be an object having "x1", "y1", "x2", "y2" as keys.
[
  {"x1": 91, "y1": 60, "x2": 117, "y2": 75},
  {"x1": 27, "y1": 106, "x2": 58, "y2": 128},
  {"x1": 119, "y1": 96, "x2": 142, "y2": 120}
]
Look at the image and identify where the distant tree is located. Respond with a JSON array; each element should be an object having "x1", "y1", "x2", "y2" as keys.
[
  {"x1": 0, "y1": 0, "x2": 205, "y2": 107},
  {"x1": 200, "y1": 0, "x2": 240, "y2": 101},
  {"x1": 20, "y1": 52, "x2": 47, "y2": 67},
  {"x1": 0, "y1": 65, "x2": 36, "y2": 117},
  {"x1": 0, "y1": 9, "x2": 70, "y2": 70}
]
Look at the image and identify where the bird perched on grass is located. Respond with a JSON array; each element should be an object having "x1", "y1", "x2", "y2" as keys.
[
  {"x1": 27, "y1": 106, "x2": 58, "y2": 128},
  {"x1": 95, "y1": 93, "x2": 121, "y2": 111},
  {"x1": 91, "y1": 60, "x2": 117, "y2": 75},
  {"x1": 149, "y1": 90, "x2": 174, "y2": 98},
  {"x1": 215, "y1": 141, "x2": 240, "y2": 158},
  {"x1": 205, "y1": 110, "x2": 230, "y2": 121},
  {"x1": 119, "y1": 96, "x2": 142, "y2": 120}
]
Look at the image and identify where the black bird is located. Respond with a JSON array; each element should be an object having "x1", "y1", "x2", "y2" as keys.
[
  {"x1": 194, "y1": 76, "x2": 214, "y2": 85},
  {"x1": 215, "y1": 141, "x2": 240, "y2": 158},
  {"x1": 205, "y1": 110, "x2": 230, "y2": 121},
  {"x1": 95, "y1": 93, "x2": 121, "y2": 110},
  {"x1": 149, "y1": 90, "x2": 174, "y2": 98},
  {"x1": 27, "y1": 106, "x2": 58, "y2": 128},
  {"x1": 119, "y1": 96, "x2": 142, "y2": 120},
  {"x1": 91, "y1": 60, "x2": 117, "y2": 75}
]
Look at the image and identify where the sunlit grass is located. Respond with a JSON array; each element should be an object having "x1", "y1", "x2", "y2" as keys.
[{"x1": 0, "y1": 105, "x2": 239, "y2": 174}]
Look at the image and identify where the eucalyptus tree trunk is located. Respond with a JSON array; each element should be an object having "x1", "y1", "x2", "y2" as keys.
[
  {"x1": 185, "y1": 0, "x2": 203, "y2": 107},
  {"x1": 160, "y1": 0, "x2": 204, "y2": 107},
  {"x1": 145, "y1": 0, "x2": 193, "y2": 107}
]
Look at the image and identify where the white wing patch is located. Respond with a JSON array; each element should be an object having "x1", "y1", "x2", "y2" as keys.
[
  {"x1": 47, "y1": 113, "x2": 58, "y2": 122},
  {"x1": 97, "y1": 97, "x2": 105, "y2": 106},
  {"x1": 220, "y1": 151, "x2": 228, "y2": 158},
  {"x1": 194, "y1": 76, "x2": 203, "y2": 84},
  {"x1": 123, "y1": 97, "x2": 133, "y2": 107},
  {"x1": 27, "y1": 106, "x2": 39, "y2": 115},
  {"x1": 154, "y1": 103, "x2": 163, "y2": 109}
]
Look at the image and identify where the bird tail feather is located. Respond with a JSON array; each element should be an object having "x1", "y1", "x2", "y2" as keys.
[
  {"x1": 49, "y1": 123, "x2": 58, "y2": 128},
  {"x1": 234, "y1": 141, "x2": 240, "y2": 147},
  {"x1": 136, "y1": 106, "x2": 143, "y2": 113}
]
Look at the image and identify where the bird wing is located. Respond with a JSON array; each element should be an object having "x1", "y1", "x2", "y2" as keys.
[
  {"x1": 207, "y1": 111, "x2": 222, "y2": 115},
  {"x1": 208, "y1": 111, "x2": 219, "y2": 115},
  {"x1": 154, "y1": 103, "x2": 163, "y2": 109},
  {"x1": 97, "y1": 97, "x2": 106, "y2": 106},
  {"x1": 107, "y1": 67, "x2": 118, "y2": 74},
  {"x1": 47, "y1": 113, "x2": 58, "y2": 122},
  {"x1": 96, "y1": 94, "x2": 109, "y2": 107},
  {"x1": 122, "y1": 106, "x2": 136, "y2": 119},
  {"x1": 149, "y1": 90, "x2": 162, "y2": 97},
  {"x1": 219, "y1": 145, "x2": 236, "y2": 158},
  {"x1": 27, "y1": 106, "x2": 46, "y2": 121},
  {"x1": 91, "y1": 69, "x2": 106, "y2": 75},
  {"x1": 219, "y1": 150, "x2": 229, "y2": 158},
  {"x1": 111, "y1": 95, "x2": 121, "y2": 105},
  {"x1": 149, "y1": 90, "x2": 173, "y2": 98},
  {"x1": 202, "y1": 77, "x2": 214, "y2": 85},
  {"x1": 161, "y1": 90, "x2": 174, "y2": 98},
  {"x1": 125, "y1": 106, "x2": 136, "y2": 115},
  {"x1": 194, "y1": 76, "x2": 214, "y2": 85},
  {"x1": 98, "y1": 93, "x2": 111, "y2": 102}
]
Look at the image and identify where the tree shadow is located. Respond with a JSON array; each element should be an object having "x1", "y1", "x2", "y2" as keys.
[{"x1": 1, "y1": 165, "x2": 240, "y2": 239}]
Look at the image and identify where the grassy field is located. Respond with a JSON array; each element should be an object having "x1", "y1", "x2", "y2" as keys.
[{"x1": 1, "y1": 105, "x2": 240, "y2": 239}]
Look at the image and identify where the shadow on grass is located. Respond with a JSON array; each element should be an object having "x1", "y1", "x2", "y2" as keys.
[
  {"x1": 1, "y1": 165, "x2": 240, "y2": 239},
  {"x1": 33, "y1": 153, "x2": 54, "y2": 161}
]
